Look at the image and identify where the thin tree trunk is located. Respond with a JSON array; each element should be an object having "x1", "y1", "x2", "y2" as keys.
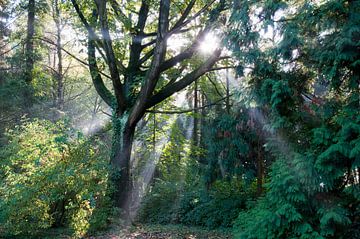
[
  {"x1": 54, "y1": 0, "x2": 64, "y2": 110},
  {"x1": 151, "y1": 108, "x2": 160, "y2": 182},
  {"x1": 24, "y1": 0, "x2": 35, "y2": 84},
  {"x1": 256, "y1": 139, "x2": 264, "y2": 196},
  {"x1": 225, "y1": 69, "x2": 230, "y2": 114},
  {"x1": 88, "y1": 96, "x2": 99, "y2": 134},
  {"x1": 193, "y1": 79, "x2": 198, "y2": 147},
  {"x1": 153, "y1": 108, "x2": 156, "y2": 153},
  {"x1": 199, "y1": 92, "x2": 206, "y2": 164}
]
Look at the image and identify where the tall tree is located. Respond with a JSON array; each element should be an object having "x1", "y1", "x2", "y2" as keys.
[
  {"x1": 70, "y1": 0, "x2": 227, "y2": 213},
  {"x1": 52, "y1": 0, "x2": 64, "y2": 110},
  {"x1": 0, "y1": 0, "x2": 10, "y2": 82},
  {"x1": 24, "y1": 0, "x2": 35, "y2": 84},
  {"x1": 229, "y1": 0, "x2": 360, "y2": 237},
  {"x1": 193, "y1": 79, "x2": 198, "y2": 147}
]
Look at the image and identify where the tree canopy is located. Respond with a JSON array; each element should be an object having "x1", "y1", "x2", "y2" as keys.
[{"x1": 0, "y1": 0, "x2": 359, "y2": 238}]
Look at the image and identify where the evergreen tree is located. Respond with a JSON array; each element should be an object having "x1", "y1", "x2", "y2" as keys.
[{"x1": 229, "y1": 0, "x2": 360, "y2": 238}]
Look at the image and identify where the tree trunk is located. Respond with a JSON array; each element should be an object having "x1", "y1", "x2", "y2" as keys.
[
  {"x1": 54, "y1": 0, "x2": 64, "y2": 110},
  {"x1": 256, "y1": 139, "x2": 264, "y2": 196},
  {"x1": 24, "y1": 0, "x2": 35, "y2": 83},
  {"x1": 22, "y1": 0, "x2": 35, "y2": 109},
  {"x1": 191, "y1": 80, "x2": 199, "y2": 161},
  {"x1": 198, "y1": 93, "x2": 206, "y2": 164},
  {"x1": 193, "y1": 79, "x2": 198, "y2": 146},
  {"x1": 111, "y1": 115, "x2": 135, "y2": 219},
  {"x1": 69, "y1": 0, "x2": 225, "y2": 219},
  {"x1": 225, "y1": 69, "x2": 230, "y2": 114}
]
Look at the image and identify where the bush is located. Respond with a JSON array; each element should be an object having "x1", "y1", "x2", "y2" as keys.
[
  {"x1": 178, "y1": 180, "x2": 255, "y2": 228},
  {"x1": 138, "y1": 180, "x2": 180, "y2": 224},
  {"x1": 139, "y1": 179, "x2": 255, "y2": 229},
  {"x1": 0, "y1": 119, "x2": 112, "y2": 237},
  {"x1": 233, "y1": 157, "x2": 358, "y2": 239}
]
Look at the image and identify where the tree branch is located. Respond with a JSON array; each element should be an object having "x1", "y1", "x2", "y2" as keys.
[
  {"x1": 129, "y1": 0, "x2": 170, "y2": 127},
  {"x1": 95, "y1": 0, "x2": 126, "y2": 111},
  {"x1": 139, "y1": 48, "x2": 155, "y2": 66},
  {"x1": 206, "y1": 75, "x2": 224, "y2": 97},
  {"x1": 169, "y1": 0, "x2": 216, "y2": 35},
  {"x1": 172, "y1": 0, "x2": 196, "y2": 30},
  {"x1": 39, "y1": 37, "x2": 112, "y2": 80},
  {"x1": 146, "y1": 48, "x2": 222, "y2": 109},
  {"x1": 128, "y1": 0, "x2": 150, "y2": 72},
  {"x1": 70, "y1": 0, "x2": 103, "y2": 48},
  {"x1": 88, "y1": 36, "x2": 115, "y2": 107},
  {"x1": 159, "y1": 27, "x2": 209, "y2": 73},
  {"x1": 208, "y1": 66, "x2": 236, "y2": 72},
  {"x1": 146, "y1": 94, "x2": 232, "y2": 114},
  {"x1": 0, "y1": 42, "x2": 21, "y2": 57},
  {"x1": 109, "y1": 0, "x2": 132, "y2": 29}
]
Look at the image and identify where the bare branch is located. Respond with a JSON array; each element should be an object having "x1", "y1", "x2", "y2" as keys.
[
  {"x1": 172, "y1": 0, "x2": 196, "y2": 30},
  {"x1": 169, "y1": 0, "x2": 216, "y2": 35},
  {"x1": 146, "y1": 94, "x2": 232, "y2": 114},
  {"x1": 0, "y1": 42, "x2": 21, "y2": 57},
  {"x1": 39, "y1": 37, "x2": 111, "y2": 80},
  {"x1": 208, "y1": 66, "x2": 236, "y2": 72},
  {"x1": 206, "y1": 75, "x2": 224, "y2": 97},
  {"x1": 139, "y1": 48, "x2": 155, "y2": 66},
  {"x1": 128, "y1": 0, "x2": 150, "y2": 73},
  {"x1": 65, "y1": 85, "x2": 92, "y2": 103}
]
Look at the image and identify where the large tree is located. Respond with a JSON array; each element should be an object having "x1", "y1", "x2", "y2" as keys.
[{"x1": 70, "y1": 0, "x2": 228, "y2": 212}]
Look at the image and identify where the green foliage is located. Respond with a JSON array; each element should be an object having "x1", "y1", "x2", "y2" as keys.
[
  {"x1": 138, "y1": 114, "x2": 257, "y2": 229},
  {"x1": 234, "y1": 158, "x2": 320, "y2": 239},
  {"x1": 229, "y1": 0, "x2": 360, "y2": 238},
  {"x1": 204, "y1": 113, "x2": 251, "y2": 181},
  {"x1": 179, "y1": 180, "x2": 255, "y2": 228},
  {"x1": 140, "y1": 179, "x2": 255, "y2": 229},
  {"x1": 138, "y1": 180, "x2": 181, "y2": 224},
  {"x1": 0, "y1": 119, "x2": 112, "y2": 237},
  {"x1": 138, "y1": 117, "x2": 194, "y2": 225}
]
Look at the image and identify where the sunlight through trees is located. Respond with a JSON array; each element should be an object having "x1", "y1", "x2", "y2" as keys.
[{"x1": 0, "y1": 0, "x2": 359, "y2": 238}]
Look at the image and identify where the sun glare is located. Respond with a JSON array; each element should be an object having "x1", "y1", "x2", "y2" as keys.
[
  {"x1": 167, "y1": 35, "x2": 188, "y2": 52},
  {"x1": 199, "y1": 32, "x2": 219, "y2": 54}
]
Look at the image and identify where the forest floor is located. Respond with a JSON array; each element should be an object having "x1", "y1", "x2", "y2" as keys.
[
  {"x1": 88, "y1": 224, "x2": 232, "y2": 239},
  {"x1": 44, "y1": 224, "x2": 232, "y2": 239}
]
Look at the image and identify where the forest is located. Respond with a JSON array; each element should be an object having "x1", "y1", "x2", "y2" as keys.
[{"x1": 0, "y1": 0, "x2": 359, "y2": 238}]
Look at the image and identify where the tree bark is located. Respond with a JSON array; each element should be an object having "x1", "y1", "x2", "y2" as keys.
[
  {"x1": 69, "y1": 0, "x2": 225, "y2": 216},
  {"x1": 54, "y1": 0, "x2": 64, "y2": 110},
  {"x1": 193, "y1": 79, "x2": 198, "y2": 146},
  {"x1": 225, "y1": 69, "x2": 230, "y2": 114},
  {"x1": 111, "y1": 115, "x2": 135, "y2": 217},
  {"x1": 256, "y1": 139, "x2": 264, "y2": 196},
  {"x1": 199, "y1": 92, "x2": 206, "y2": 164},
  {"x1": 24, "y1": 0, "x2": 35, "y2": 83}
]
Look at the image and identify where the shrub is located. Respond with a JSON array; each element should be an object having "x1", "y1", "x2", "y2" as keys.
[
  {"x1": 0, "y1": 119, "x2": 112, "y2": 237},
  {"x1": 138, "y1": 180, "x2": 180, "y2": 224},
  {"x1": 179, "y1": 180, "x2": 255, "y2": 228},
  {"x1": 139, "y1": 179, "x2": 255, "y2": 229}
]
